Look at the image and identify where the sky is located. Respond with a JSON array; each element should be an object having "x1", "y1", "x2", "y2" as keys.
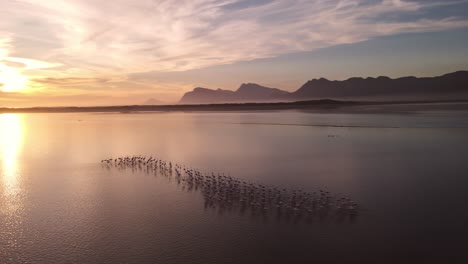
[{"x1": 1, "y1": 0, "x2": 468, "y2": 107}]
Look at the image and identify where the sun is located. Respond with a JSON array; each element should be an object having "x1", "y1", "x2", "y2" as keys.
[{"x1": 0, "y1": 66, "x2": 28, "y2": 92}]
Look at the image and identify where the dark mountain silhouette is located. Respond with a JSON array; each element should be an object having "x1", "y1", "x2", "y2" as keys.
[
  {"x1": 178, "y1": 71, "x2": 468, "y2": 104},
  {"x1": 179, "y1": 87, "x2": 235, "y2": 104},
  {"x1": 179, "y1": 83, "x2": 288, "y2": 104},
  {"x1": 235, "y1": 83, "x2": 289, "y2": 101},
  {"x1": 292, "y1": 71, "x2": 468, "y2": 100}
]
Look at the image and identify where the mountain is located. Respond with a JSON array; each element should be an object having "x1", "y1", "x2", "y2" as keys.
[
  {"x1": 179, "y1": 87, "x2": 235, "y2": 104},
  {"x1": 235, "y1": 83, "x2": 290, "y2": 101},
  {"x1": 292, "y1": 71, "x2": 468, "y2": 101},
  {"x1": 179, "y1": 83, "x2": 289, "y2": 104},
  {"x1": 142, "y1": 98, "x2": 164, "y2": 105},
  {"x1": 178, "y1": 71, "x2": 468, "y2": 104}
]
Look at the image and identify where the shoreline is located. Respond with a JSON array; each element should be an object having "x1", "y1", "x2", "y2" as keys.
[{"x1": 1, "y1": 99, "x2": 468, "y2": 114}]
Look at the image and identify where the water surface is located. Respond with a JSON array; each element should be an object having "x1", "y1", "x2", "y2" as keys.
[{"x1": 1, "y1": 110, "x2": 468, "y2": 263}]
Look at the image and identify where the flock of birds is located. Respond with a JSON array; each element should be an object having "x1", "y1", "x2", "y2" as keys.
[{"x1": 101, "y1": 155, "x2": 359, "y2": 223}]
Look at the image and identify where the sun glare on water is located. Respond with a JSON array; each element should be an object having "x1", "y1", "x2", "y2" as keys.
[
  {"x1": 0, "y1": 114, "x2": 24, "y2": 199},
  {"x1": 0, "y1": 65, "x2": 28, "y2": 92},
  {"x1": 0, "y1": 113, "x2": 25, "y2": 227}
]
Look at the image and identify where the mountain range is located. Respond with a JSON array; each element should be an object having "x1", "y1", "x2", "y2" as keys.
[
  {"x1": 178, "y1": 71, "x2": 468, "y2": 104},
  {"x1": 179, "y1": 83, "x2": 289, "y2": 104}
]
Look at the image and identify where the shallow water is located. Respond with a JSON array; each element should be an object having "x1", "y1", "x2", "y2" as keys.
[{"x1": 1, "y1": 110, "x2": 468, "y2": 263}]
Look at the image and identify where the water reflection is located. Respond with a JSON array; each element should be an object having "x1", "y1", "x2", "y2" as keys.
[{"x1": 0, "y1": 113, "x2": 24, "y2": 201}]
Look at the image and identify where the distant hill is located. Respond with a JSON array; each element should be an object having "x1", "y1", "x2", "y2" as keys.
[
  {"x1": 178, "y1": 71, "x2": 468, "y2": 104},
  {"x1": 142, "y1": 98, "x2": 164, "y2": 105},
  {"x1": 179, "y1": 83, "x2": 289, "y2": 104}
]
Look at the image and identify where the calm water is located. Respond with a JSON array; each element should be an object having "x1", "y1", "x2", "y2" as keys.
[{"x1": 1, "y1": 110, "x2": 468, "y2": 263}]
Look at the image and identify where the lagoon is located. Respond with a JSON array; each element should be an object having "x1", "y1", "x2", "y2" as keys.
[{"x1": 1, "y1": 110, "x2": 468, "y2": 263}]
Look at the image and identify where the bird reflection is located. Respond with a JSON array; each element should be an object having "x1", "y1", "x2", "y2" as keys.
[{"x1": 102, "y1": 156, "x2": 359, "y2": 224}]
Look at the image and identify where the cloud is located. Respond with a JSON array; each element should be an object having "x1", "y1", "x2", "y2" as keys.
[
  {"x1": 0, "y1": 34, "x2": 13, "y2": 59},
  {"x1": 2, "y1": 57, "x2": 61, "y2": 70},
  {"x1": 33, "y1": 77, "x2": 113, "y2": 87},
  {"x1": 2, "y1": 0, "x2": 467, "y2": 76},
  {"x1": 25, "y1": 74, "x2": 190, "y2": 104}
]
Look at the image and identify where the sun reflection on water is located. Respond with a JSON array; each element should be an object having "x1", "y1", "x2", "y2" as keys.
[
  {"x1": 0, "y1": 113, "x2": 24, "y2": 198},
  {"x1": 0, "y1": 113, "x2": 26, "y2": 253}
]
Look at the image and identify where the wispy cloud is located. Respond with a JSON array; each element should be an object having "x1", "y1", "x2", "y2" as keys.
[
  {"x1": 2, "y1": 0, "x2": 468, "y2": 73},
  {"x1": 1, "y1": 0, "x2": 468, "y2": 105}
]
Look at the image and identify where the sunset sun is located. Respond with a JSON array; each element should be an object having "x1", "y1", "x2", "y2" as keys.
[{"x1": 0, "y1": 66, "x2": 28, "y2": 92}]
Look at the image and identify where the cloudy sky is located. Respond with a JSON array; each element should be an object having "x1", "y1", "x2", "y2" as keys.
[{"x1": 1, "y1": 0, "x2": 468, "y2": 107}]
